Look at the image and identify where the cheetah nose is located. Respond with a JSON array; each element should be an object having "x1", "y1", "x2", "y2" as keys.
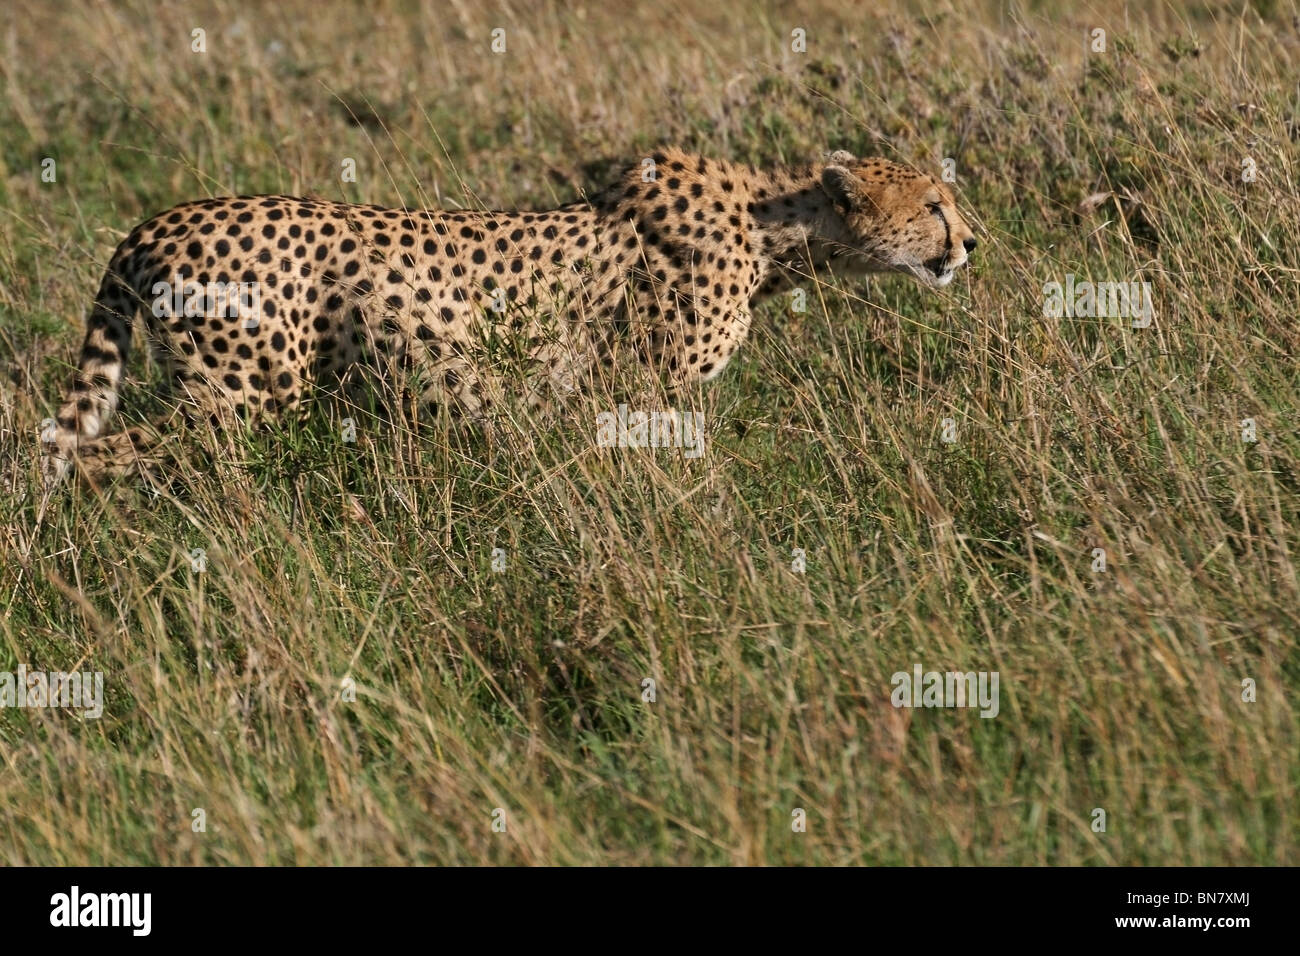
[{"x1": 963, "y1": 237, "x2": 977, "y2": 253}]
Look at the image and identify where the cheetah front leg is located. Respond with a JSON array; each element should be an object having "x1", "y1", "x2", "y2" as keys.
[{"x1": 630, "y1": 286, "x2": 754, "y2": 388}]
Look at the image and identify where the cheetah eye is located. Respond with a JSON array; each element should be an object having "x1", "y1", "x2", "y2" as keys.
[{"x1": 927, "y1": 203, "x2": 945, "y2": 220}]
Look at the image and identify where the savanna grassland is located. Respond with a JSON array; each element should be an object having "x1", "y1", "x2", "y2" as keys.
[{"x1": 0, "y1": 0, "x2": 1297, "y2": 865}]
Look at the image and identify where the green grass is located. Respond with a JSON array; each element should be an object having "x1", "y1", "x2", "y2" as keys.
[{"x1": 0, "y1": 0, "x2": 1297, "y2": 864}]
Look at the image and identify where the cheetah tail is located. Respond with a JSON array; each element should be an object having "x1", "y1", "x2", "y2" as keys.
[{"x1": 41, "y1": 249, "x2": 141, "y2": 488}]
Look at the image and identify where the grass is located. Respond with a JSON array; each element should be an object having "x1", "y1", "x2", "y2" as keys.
[{"x1": 0, "y1": 0, "x2": 1297, "y2": 865}]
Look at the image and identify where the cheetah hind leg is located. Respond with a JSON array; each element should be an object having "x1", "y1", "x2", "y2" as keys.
[{"x1": 43, "y1": 418, "x2": 179, "y2": 493}]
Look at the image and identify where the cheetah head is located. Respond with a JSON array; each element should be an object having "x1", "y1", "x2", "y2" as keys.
[{"x1": 819, "y1": 151, "x2": 977, "y2": 288}]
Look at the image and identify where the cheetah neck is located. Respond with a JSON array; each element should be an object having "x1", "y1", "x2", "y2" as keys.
[{"x1": 743, "y1": 163, "x2": 855, "y2": 280}]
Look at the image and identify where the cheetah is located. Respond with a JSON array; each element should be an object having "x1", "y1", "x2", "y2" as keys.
[{"x1": 41, "y1": 148, "x2": 976, "y2": 486}]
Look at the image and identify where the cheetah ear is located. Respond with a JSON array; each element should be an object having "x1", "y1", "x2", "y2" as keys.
[
  {"x1": 827, "y1": 150, "x2": 857, "y2": 165},
  {"x1": 821, "y1": 164, "x2": 863, "y2": 214}
]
